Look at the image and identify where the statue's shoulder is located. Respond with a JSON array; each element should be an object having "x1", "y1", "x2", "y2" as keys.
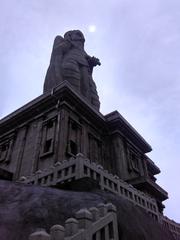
[{"x1": 53, "y1": 35, "x2": 71, "y2": 52}]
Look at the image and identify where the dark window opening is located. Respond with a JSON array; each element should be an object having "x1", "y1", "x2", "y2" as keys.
[
  {"x1": 92, "y1": 233, "x2": 96, "y2": 240},
  {"x1": 50, "y1": 173, "x2": 54, "y2": 181},
  {"x1": 69, "y1": 140, "x2": 77, "y2": 155},
  {"x1": 96, "y1": 173, "x2": 100, "y2": 182},
  {"x1": 0, "y1": 143, "x2": 9, "y2": 161},
  {"x1": 44, "y1": 139, "x2": 52, "y2": 153},
  {"x1": 90, "y1": 169, "x2": 94, "y2": 178},
  {"x1": 109, "y1": 222, "x2": 114, "y2": 238},
  {"x1": 71, "y1": 165, "x2": 76, "y2": 174},
  {"x1": 84, "y1": 166, "x2": 88, "y2": 175},
  {"x1": 1, "y1": 144, "x2": 8, "y2": 152},
  {"x1": 44, "y1": 176, "x2": 48, "y2": 183},
  {"x1": 100, "y1": 228, "x2": 105, "y2": 240},
  {"x1": 131, "y1": 152, "x2": 139, "y2": 170},
  {"x1": 65, "y1": 168, "x2": 69, "y2": 176},
  {"x1": 58, "y1": 170, "x2": 62, "y2": 179},
  {"x1": 71, "y1": 122, "x2": 78, "y2": 130},
  {"x1": 46, "y1": 120, "x2": 53, "y2": 128}
]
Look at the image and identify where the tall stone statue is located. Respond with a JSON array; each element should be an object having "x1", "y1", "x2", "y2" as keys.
[{"x1": 43, "y1": 30, "x2": 101, "y2": 110}]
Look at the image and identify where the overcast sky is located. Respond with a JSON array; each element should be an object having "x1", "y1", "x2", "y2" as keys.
[{"x1": 0, "y1": 0, "x2": 180, "y2": 222}]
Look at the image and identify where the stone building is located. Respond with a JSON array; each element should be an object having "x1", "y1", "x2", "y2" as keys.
[{"x1": 0, "y1": 30, "x2": 168, "y2": 215}]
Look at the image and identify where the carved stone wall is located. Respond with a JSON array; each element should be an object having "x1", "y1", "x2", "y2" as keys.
[{"x1": 0, "y1": 83, "x2": 167, "y2": 210}]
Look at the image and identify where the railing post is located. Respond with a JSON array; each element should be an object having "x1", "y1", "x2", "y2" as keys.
[
  {"x1": 97, "y1": 203, "x2": 108, "y2": 217},
  {"x1": 75, "y1": 153, "x2": 85, "y2": 179},
  {"x1": 50, "y1": 225, "x2": 65, "y2": 240},
  {"x1": 106, "y1": 203, "x2": 117, "y2": 213},
  {"x1": 29, "y1": 229, "x2": 50, "y2": 240},
  {"x1": 34, "y1": 170, "x2": 42, "y2": 185},
  {"x1": 65, "y1": 218, "x2": 79, "y2": 237},
  {"x1": 89, "y1": 207, "x2": 100, "y2": 221},
  {"x1": 75, "y1": 208, "x2": 93, "y2": 229},
  {"x1": 106, "y1": 203, "x2": 119, "y2": 240}
]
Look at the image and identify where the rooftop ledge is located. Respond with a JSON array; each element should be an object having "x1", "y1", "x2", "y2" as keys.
[{"x1": 105, "y1": 111, "x2": 152, "y2": 153}]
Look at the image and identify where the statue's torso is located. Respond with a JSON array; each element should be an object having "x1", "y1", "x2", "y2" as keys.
[{"x1": 62, "y1": 48, "x2": 89, "y2": 68}]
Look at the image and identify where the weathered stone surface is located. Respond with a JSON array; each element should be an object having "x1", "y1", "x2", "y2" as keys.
[{"x1": 0, "y1": 180, "x2": 173, "y2": 240}]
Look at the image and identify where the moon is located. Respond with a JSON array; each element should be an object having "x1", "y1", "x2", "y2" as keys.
[{"x1": 88, "y1": 25, "x2": 97, "y2": 33}]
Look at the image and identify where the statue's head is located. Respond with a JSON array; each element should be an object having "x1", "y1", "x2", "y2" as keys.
[{"x1": 64, "y1": 30, "x2": 85, "y2": 48}]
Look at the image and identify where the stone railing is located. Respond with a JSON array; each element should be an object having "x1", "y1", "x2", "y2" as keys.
[
  {"x1": 29, "y1": 203, "x2": 119, "y2": 240},
  {"x1": 22, "y1": 153, "x2": 159, "y2": 221},
  {"x1": 162, "y1": 215, "x2": 180, "y2": 240}
]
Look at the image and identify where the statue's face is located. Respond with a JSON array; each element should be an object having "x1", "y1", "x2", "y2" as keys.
[
  {"x1": 65, "y1": 30, "x2": 85, "y2": 49},
  {"x1": 71, "y1": 31, "x2": 85, "y2": 42}
]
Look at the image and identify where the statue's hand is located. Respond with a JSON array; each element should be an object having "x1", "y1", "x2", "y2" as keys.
[
  {"x1": 87, "y1": 56, "x2": 101, "y2": 67},
  {"x1": 91, "y1": 56, "x2": 101, "y2": 66}
]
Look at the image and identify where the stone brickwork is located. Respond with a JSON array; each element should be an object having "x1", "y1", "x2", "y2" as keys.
[
  {"x1": 162, "y1": 216, "x2": 180, "y2": 240},
  {"x1": 22, "y1": 153, "x2": 159, "y2": 221},
  {"x1": 29, "y1": 203, "x2": 119, "y2": 240}
]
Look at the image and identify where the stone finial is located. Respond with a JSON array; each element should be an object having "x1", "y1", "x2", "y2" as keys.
[
  {"x1": 89, "y1": 207, "x2": 100, "y2": 221},
  {"x1": 29, "y1": 229, "x2": 50, "y2": 240},
  {"x1": 65, "y1": 218, "x2": 79, "y2": 237},
  {"x1": 97, "y1": 203, "x2": 108, "y2": 217},
  {"x1": 92, "y1": 162, "x2": 97, "y2": 167},
  {"x1": 84, "y1": 159, "x2": 90, "y2": 164},
  {"x1": 75, "y1": 208, "x2": 93, "y2": 229},
  {"x1": 50, "y1": 225, "x2": 65, "y2": 240},
  {"x1": 76, "y1": 153, "x2": 84, "y2": 158},
  {"x1": 106, "y1": 203, "x2": 117, "y2": 213},
  {"x1": 19, "y1": 176, "x2": 27, "y2": 182},
  {"x1": 62, "y1": 160, "x2": 68, "y2": 164},
  {"x1": 97, "y1": 164, "x2": 104, "y2": 170},
  {"x1": 113, "y1": 175, "x2": 119, "y2": 180},
  {"x1": 36, "y1": 170, "x2": 42, "y2": 175},
  {"x1": 54, "y1": 161, "x2": 61, "y2": 166}
]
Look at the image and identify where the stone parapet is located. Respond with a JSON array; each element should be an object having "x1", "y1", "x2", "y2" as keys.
[
  {"x1": 162, "y1": 215, "x2": 180, "y2": 240},
  {"x1": 21, "y1": 153, "x2": 159, "y2": 221}
]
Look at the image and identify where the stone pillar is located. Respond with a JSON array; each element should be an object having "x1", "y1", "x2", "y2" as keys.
[
  {"x1": 50, "y1": 225, "x2": 65, "y2": 240},
  {"x1": 75, "y1": 208, "x2": 93, "y2": 229},
  {"x1": 106, "y1": 203, "x2": 117, "y2": 213},
  {"x1": 65, "y1": 218, "x2": 79, "y2": 237},
  {"x1": 89, "y1": 207, "x2": 100, "y2": 221}
]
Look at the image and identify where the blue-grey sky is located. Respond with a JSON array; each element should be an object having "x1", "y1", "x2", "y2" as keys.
[{"x1": 0, "y1": 0, "x2": 180, "y2": 222}]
